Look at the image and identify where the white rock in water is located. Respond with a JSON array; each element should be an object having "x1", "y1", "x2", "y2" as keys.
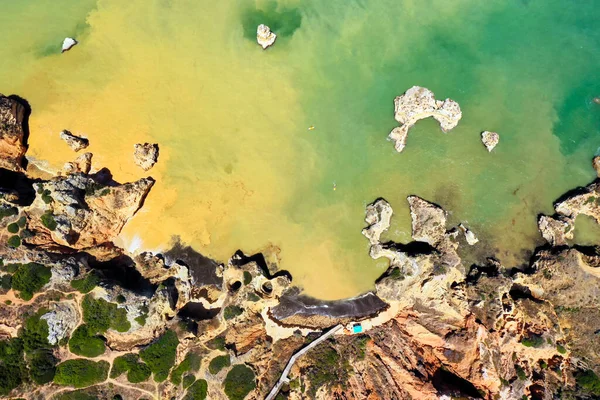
[
  {"x1": 62, "y1": 37, "x2": 78, "y2": 53},
  {"x1": 481, "y1": 131, "x2": 499, "y2": 152},
  {"x1": 459, "y1": 223, "x2": 479, "y2": 245},
  {"x1": 388, "y1": 86, "x2": 462, "y2": 153},
  {"x1": 257, "y1": 24, "x2": 277, "y2": 49}
]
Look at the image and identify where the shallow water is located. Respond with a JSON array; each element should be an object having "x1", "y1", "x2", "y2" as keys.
[{"x1": 1, "y1": 0, "x2": 599, "y2": 299}]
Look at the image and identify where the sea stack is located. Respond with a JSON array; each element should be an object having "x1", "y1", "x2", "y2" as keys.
[
  {"x1": 593, "y1": 155, "x2": 600, "y2": 176},
  {"x1": 481, "y1": 131, "x2": 499, "y2": 152},
  {"x1": 60, "y1": 130, "x2": 89, "y2": 152},
  {"x1": 257, "y1": 24, "x2": 277, "y2": 49},
  {"x1": 61, "y1": 37, "x2": 77, "y2": 53},
  {"x1": 134, "y1": 143, "x2": 159, "y2": 171},
  {"x1": 388, "y1": 86, "x2": 462, "y2": 153}
]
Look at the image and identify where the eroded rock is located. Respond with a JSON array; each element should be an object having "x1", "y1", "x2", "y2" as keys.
[
  {"x1": 481, "y1": 131, "x2": 499, "y2": 152},
  {"x1": 0, "y1": 94, "x2": 28, "y2": 171},
  {"x1": 361, "y1": 198, "x2": 393, "y2": 245},
  {"x1": 61, "y1": 38, "x2": 77, "y2": 53},
  {"x1": 63, "y1": 152, "x2": 92, "y2": 175},
  {"x1": 459, "y1": 223, "x2": 479, "y2": 245},
  {"x1": 538, "y1": 215, "x2": 573, "y2": 247},
  {"x1": 388, "y1": 86, "x2": 462, "y2": 153},
  {"x1": 41, "y1": 303, "x2": 78, "y2": 345},
  {"x1": 133, "y1": 143, "x2": 159, "y2": 171},
  {"x1": 60, "y1": 130, "x2": 89, "y2": 152},
  {"x1": 257, "y1": 24, "x2": 277, "y2": 49}
]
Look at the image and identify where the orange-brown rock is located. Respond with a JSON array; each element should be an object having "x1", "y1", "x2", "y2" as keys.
[{"x1": 0, "y1": 95, "x2": 27, "y2": 171}]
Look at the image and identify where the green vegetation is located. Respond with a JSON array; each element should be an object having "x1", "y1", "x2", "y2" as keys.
[
  {"x1": 247, "y1": 292, "x2": 260, "y2": 302},
  {"x1": 41, "y1": 212, "x2": 57, "y2": 231},
  {"x1": 243, "y1": 271, "x2": 252, "y2": 285},
  {"x1": 7, "y1": 235, "x2": 21, "y2": 248},
  {"x1": 111, "y1": 354, "x2": 138, "y2": 379},
  {"x1": 223, "y1": 305, "x2": 243, "y2": 320},
  {"x1": 515, "y1": 365, "x2": 527, "y2": 380},
  {"x1": 0, "y1": 338, "x2": 27, "y2": 395},
  {"x1": 7, "y1": 223, "x2": 19, "y2": 233},
  {"x1": 54, "y1": 359, "x2": 109, "y2": 388},
  {"x1": 127, "y1": 362, "x2": 152, "y2": 383},
  {"x1": 0, "y1": 206, "x2": 18, "y2": 220},
  {"x1": 171, "y1": 352, "x2": 201, "y2": 385},
  {"x1": 55, "y1": 390, "x2": 97, "y2": 400},
  {"x1": 11, "y1": 263, "x2": 51, "y2": 300},
  {"x1": 576, "y1": 369, "x2": 600, "y2": 395},
  {"x1": 0, "y1": 274, "x2": 11, "y2": 290},
  {"x1": 521, "y1": 335, "x2": 544, "y2": 348},
  {"x1": 20, "y1": 311, "x2": 51, "y2": 352},
  {"x1": 28, "y1": 349, "x2": 58, "y2": 384},
  {"x1": 223, "y1": 365, "x2": 255, "y2": 400},
  {"x1": 352, "y1": 335, "x2": 370, "y2": 360},
  {"x1": 208, "y1": 355, "x2": 230, "y2": 374},
  {"x1": 183, "y1": 374, "x2": 196, "y2": 388},
  {"x1": 208, "y1": 336, "x2": 226, "y2": 351},
  {"x1": 82, "y1": 294, "x2": 131, "y2": 333},
  {"x1": 17, "y1": 216, "x2": 26, "y2": 228},
  {"x1": 70, "y1": 272, "x2": 99, "y2": 294},
  {"x1": 557, "y1": 344, "x2": 567, "y2": 354},
  {"x1": 135, "y1": 315, "x2": 147, "y2": 326},
  {"x1": 305, "y1": 343, "x2": 351, "y2": 395},
  {"x1": 115, "y1": 294, "x2": 126, "y2": 304},
  {"x1": 69, "y1": 325, "x2": 105, "y2": 357},
  {"x1": 185, "y1": 379, "x2": 208, "y2": 400},
  {"x1": 41, "y1": 189, "x2": 53, "y2": 204},
  {"x1": 139, "y1": 330, "x2": 179, "y2": 382}
]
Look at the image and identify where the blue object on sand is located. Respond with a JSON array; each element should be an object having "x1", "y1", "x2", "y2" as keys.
[{"x1": 352, "y1": 323, "x2": 363, "y2": 334}]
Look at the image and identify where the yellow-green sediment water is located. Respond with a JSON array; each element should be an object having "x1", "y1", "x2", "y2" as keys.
[{"x1": 1, "y1": 0, "x2": 599, "y2": 299}]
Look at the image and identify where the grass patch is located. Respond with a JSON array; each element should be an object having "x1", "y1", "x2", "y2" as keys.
[
  {"x1": 521, "y1": 335, "x2": 544, "y2": 348},
  {"x1": 557, "y1": 344, "x2": 567, "y2": 354},
  {"x1": 576, "y1": 369, "x2": 600, "y2": 395},
  {"x1": 243, "y1": 271, "x2": 252, "y2": 285},
  {"x1": 70, "y1": 272, "x2": 99, "y2": 294},
  {"x1": 82, "y1": 294, "x2": 131, "y2": 333},
  {"x1": 41, "y1": 189, "x2": 53, "y2": 204},
  {"x1": 139, "y1": 330, "x2": 179, "y2": 382},
  {"x1": 305, "y1": 342, "x2": 351, "y2": 395},
  {"x1": 207, "y1": 336, "x2": 226, "y2": 351},
  {"x1": 183, "y1": 374, "x2": 196, "y2": 388},
  {"x1": 223, "y1": 365, "x2": 255, "y2": 400},
  {"x1": 17, "y1": 216, "x2": 26, "y2": 228},
  {"x1": 171, "y1": 352, "x2": 201, "y2": 385},
  {"x1": 11, "y1": 263, "x2": 51, "y2": 300},
  {"x1": 515, "y1": 365, "x2": 527, "y2": 380},
  {"x1": 7, "y1": 223, "x2": 19, "y2": 234},
  {"x1": 111, "y1": 354, "x2": 139, "y2": 379},
  {"x1": 185, "y1": 379, "x2": 208, "y2": 400},
  {"x1": 223, "y1": 305, "x2": 243, "y2": 320},
  {"x1": 247, "y1": 292, "x2": 260, "y2": 302},
  {"x1": 208, "y1": 355, "x2": 230, "y2": 375},
  {"x1": 69, "y1": 325, "x2": 105, "y2": 357},
  {"x1": 54, "y1": 359, "x2": 109, "y2": 388}
]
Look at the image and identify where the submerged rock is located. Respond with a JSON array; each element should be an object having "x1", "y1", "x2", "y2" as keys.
[
  {"x1": 459, "y1": 223, "x2": 479, "y2": 245},
  {"x1": 133, "y1": 143, "x2": 159, "y2": 171},
  {"x1": 257, "y1": 24, "x2": 277, "y2": 49},
  {"x1": 388, "y1": 86, "x2": 462, "y2": 153},
  {"x1": 0, "y1": 94, "x2": 28, "y2": 171},
  {"x1": 61, "y1": 37, "x2": 77, "y2": 53},
  {"x1": 63, "y1": 152, "x2": 92, "y2": 175},
  {"x1": 481, "y1": 131, "x2": 499, "y2": 152},
  {"x1": 60, "y1": 130, "x2": 89, "y2": 152}
]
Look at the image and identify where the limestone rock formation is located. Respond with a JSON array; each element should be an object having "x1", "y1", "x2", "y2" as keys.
[
  {"x1": 60, "y1": 130, "x2": 89, "y2": 151},
  {"x1": 0, "y1": 94, "x2": 27, "y2": 171},
  {"x1": 481, "y1": 131, "x2": 499, "y2": 152},
  {"x1": 459, "y1": 223, "x2": 479, "y2": 245},
  {"x1": 27, "y1": 173, "x2": 154, "y2": 249},
  {"x1": 593, "y1": 156, "x2": 600, "y2": 177},
  {"x1": 133, "y1": 143, "x2": 159, "y2": 171},
  {"x1": 63, "y1": 152, "x2": 92, "y2": 175},
  {"x1": 554, "y1": 180, "x2": 600, "y2": 224},
  {"x1": 257, "y1": 24, "x2": 277, "y2": 49},
  {"x1": 388, "y1": 86, "x2": 462, "y2": 153},
  {"x1": 361, "y1": 198, "x2": 393, "y2": 245},
  {"x1": 61, "y1": 38, "x2": 77, "y2": 53},
  {"x1": 407, "y1": 195, "x2": 448, "y2": 245},
  {"x1": 538, "y1": 215, "x2": 574, "y2": 246},
  {"x1": 41, "y1": 303, "x2": 78, "y2": 345}
]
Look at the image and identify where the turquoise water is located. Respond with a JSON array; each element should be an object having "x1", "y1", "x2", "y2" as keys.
[{"x1": 0, "y1": 0, "x2": 599, "y2": 298}]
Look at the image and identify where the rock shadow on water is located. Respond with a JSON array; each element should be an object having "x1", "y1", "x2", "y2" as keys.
[
  {"x1": 163, "y1": 237, "x2": 222, "y2": 286},
  {"x1": 240, "y1": 1, "x2": 302, "y2": 41}
]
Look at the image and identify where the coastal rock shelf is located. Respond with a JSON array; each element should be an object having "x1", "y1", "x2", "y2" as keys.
[{"x1": 388, "y1": 86, "x2": 462, "y2": 153}]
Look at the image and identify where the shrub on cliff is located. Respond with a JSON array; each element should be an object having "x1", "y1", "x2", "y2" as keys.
[
  {"x1": 223, "y1": 365, "x2": 255, "y2": 400},
  {"x1": 139, "y1": 330, "x2": 179, "y2": 382},
  {"x1": 54, "y1": 359, "x2": 109, "y2": 388},
  {"x1": 69, "y1": 325, "x2": 105, "y2": 357},
  {"x1": 40, "y1": 212, "x2": 57, "y2": 231},
  {"x1": 223, "y1": 305, "x2": 243, "y2": 320},
  {"x1": 185, "y1": 378, "x2": 208, "y2": 400},
  {"x1": 11, "y1": 262, "x2": 51, "y2": 300},
  {"x1": 7, "y1": 235, "x2": 20, "y2": 248},
  {"x1": 70, "y1": 272, "x2": 99, "y2": 294},
  {"x1": 208, "y1": 355, "x2": 230, "y2": 375},
  {"x1": 82, "y1": 294, "x2": 130, "y2": 333},
  {"x1": 171, "y1": 352, "x2": 201, "y2": 385},
  {"x1": 20, "y1": 311, "x2": 51, "y2": 352},
  {"x1": 576, "y1": 369, "x2": 600, "y2": 395},
  {"x1": 28, "y1": 348, "x2": 57, "y2": 384},
  {"x1": 110, "y1": 353, "x2": 138, "y2": 378},
  {"x1": 0, "y1": 338, "x2": 27, "y2": 395}
]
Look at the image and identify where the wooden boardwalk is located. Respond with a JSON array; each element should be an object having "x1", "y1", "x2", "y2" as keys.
[{"x1": 265, "y1": 324, "x2": 344, "y2": 400}]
